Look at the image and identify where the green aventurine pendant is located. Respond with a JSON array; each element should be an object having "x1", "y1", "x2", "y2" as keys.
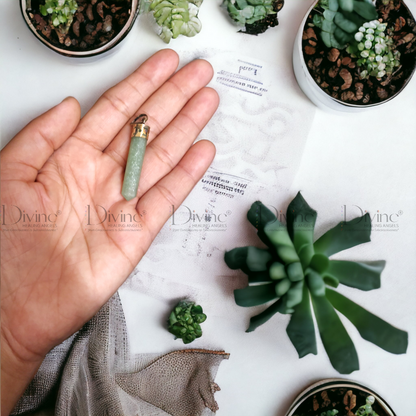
[{"x1": 122, "y1": 114, "x2": 150, "y2": 201}]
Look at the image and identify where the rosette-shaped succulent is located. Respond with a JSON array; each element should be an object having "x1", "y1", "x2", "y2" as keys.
[
  {"x1": 168, "y1": 300, "x2": 207, "y2": 344},
  {"x1": 346, "y1": 20, "x2": 400, "y2": 79},
  {"x1": 313, "y1": 0, "x2": 378, "y2": 49},
  {"x1": 144, "y1": 0, "x2": 203, "y2": 43},
  {"x1": 225, "y1": 192, "x2": 408, "y2": 374},
  {"x1": 40, "y1": 0, "x2": 78, "y2": 35},
  {"x1": 222, "y1": 0, "x2": 284, "y2": 35}
]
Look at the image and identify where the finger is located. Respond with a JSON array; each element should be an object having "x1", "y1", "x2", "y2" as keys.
[
  {"x1": 0, "y1": 97, "x2": 81, "y2": 182},
  {"x1": 103, "y1": 59, "x2": 215, "y2": 166},
  {"x1": 137, "y1": 140, "x2": 216, "y2": 241},
  {"x1": 73, "y1": 49, "x2": 179, "y2": 151},
  {"x1": 137, "y1": 87, "x2": 219, "y2": 197}
]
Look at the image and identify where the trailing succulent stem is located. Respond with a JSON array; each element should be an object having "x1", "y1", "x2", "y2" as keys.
[
  {"x1": 313, "y1": 0, "x2": 378, "y2": 49},
  {"x1": 224, "y1": 192, "x2": 408, "y2": 374},
  {"x1": 222, "y1": 0, "x2": 284, "y2": 35},
  {"x1": 142, "y1": 0, "x2": 203, "y2": 43},
  {"x1": 40, "y1": 0, "x2": 78, "y2": 35},
  {"x1": 168, "y1": 300, "x2": 207, "y2": 344}
]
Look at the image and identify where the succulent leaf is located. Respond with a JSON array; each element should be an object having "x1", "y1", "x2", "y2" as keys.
[
  {"x1": 311, "y1": 293, "x2": 359, "y2": 374},
  {"x1": 353, "y1": 0, "x2": 378, "y2": 20},
  {"x1": 234, "y1": 283, "x2": 278, "y2": 307},
  {"x1": 286, "y1": 192, "x2": 317, "y2": 268},
  {"x1": 286, "y1": 285, "x2": 317, "y2": 358},
  {"x1": 247, "y1": 201, "x2": 277, "y2": 245},
  {"x1": 325, "y1": 260, "x2": 384, "y2": 290},
  {"x1": 246, "y1": 298, "x2": 284, "y2": 332},
  {"x1": 326, "y1": 289, "x2": 408, "y2": 354},
  {"x1": 248, "y1": 271, "x2": 272, "y2": 284},
  {"x1": 314, "y1": 213, "x2": 371, "y2": 257}
]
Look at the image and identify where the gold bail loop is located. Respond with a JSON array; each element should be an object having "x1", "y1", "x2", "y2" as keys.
[{"x1": 131, "y1": 114, "x2": 150, "y2": 139}]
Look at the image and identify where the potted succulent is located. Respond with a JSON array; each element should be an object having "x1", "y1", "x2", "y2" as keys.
[
  {"x1": 21, "y1": 0, "x2": 140, "y2": 57},
  {"x1": 293, "y1": 0, "x2": 416, "y2": 111},
  {"x1": 222, "y1": 0, "x2": 285, "y2": 35},
  {"x1": 285, "y1": 379, "x2": 396, "y2": 416}
]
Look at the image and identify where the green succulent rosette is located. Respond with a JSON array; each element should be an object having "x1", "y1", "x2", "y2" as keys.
[
  {"x1": 224, "y1": 192, "x2": 408, "y2": 374},
  {"x1": 168, "y1": 300, "x2": 207, "y2": 344},
  {"x1": 313, "y1": 0, "x2": 378, "y2": 49},
  {"x1": 222, "y1": 0, "x2": 284, "y2": 35},
  {"x1": 142, "y1": 0, "x2": 203, "y2": 43},
  {"x1": 40, "y1": 0, "x2": 78, "y2": 34}
]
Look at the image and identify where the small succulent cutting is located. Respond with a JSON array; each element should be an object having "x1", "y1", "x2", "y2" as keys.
[
  {"x1": 224, "y1": 192, "x2": 408, "y2": 374},
  {"x1": 40, "y1": 0, "x2": 78, "y2": 33},
  {"x1": 347, "y1": 20, "x2": 401, "y2": 79},
  {"x1": 141, "y1": 0, "x2": 203, "y2": 43},
  {"x1": 356, "y1": 396, "x2": 378, "y2": 416},
  {"x1": 222, "y1": 0, "x2": 284, "y2": 35},
  {"x1": 168, "y1": 300, "x2": 207, "y2": 344},
  {"x1": 313, "y1": 0, "x2": 378, "y2": 49}
]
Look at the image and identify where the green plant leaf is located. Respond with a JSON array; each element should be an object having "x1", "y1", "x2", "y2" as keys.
[
  {"x1": 334, "y1": 12, "x2": 358, "y2": 33},
  {"x1": 321, "y1": 31, "x2": 333, "y2": 47},
  {"x1": 234, "y1": 283, "x2": 278, "y2": 307},
  {"x1": 311, "y1": 293, "x2": 359, "y2": 374},
  {"x1": 224, "y1": 246, "x2": 272, "y2": 272},
  {"x1": 306, "y1": 270, "x2": 326, "y2": 297},
  {"x1": 323, "y1": 9, "x2": 337, "y2": 21},
  {"x1": 325, "y1": 260, "x2": 385, "y2": 290},
  {"x1": 328, "y1": 0, "x2": 339, "y2": 12},
  {"x1": 286, "y1": 192, "x2": 317, "y2": 268},
  {"x1": 309, "y1": 253, "x2": 329, "y2": 274},
  {"x1": 314, "y1": 213, "x2": 371, "y2": 257},
  {"x1": 247, "y1": 201, "x2": 277, "y2": 245},
  {"x1": 287, "y1": 261, "x2": 304, "y2": 282},
  {"x1": 326, "y1": 289, "x2": 408, "y2": 354},
  {"x1": 246, "y1": 298, "x2": 283, "y2": 332},
  {"x1": 339, "y1": 0, "x2": 353, "y2": 12},
  {"x1": 342, "y1": 10, "x2": 365, "y2": 27},
  {"x1": 353, "y1": 0, "x2": 377, "y2": 20},
  {"x1": 334, "y1": 26, "x2": 353, "y2": 44},
  {"x1": 286, "y1": 280, "x2": 304, "y2": 308},
  {"x1": 248, "y1": 271, "x2": 272, "y2": 284},
  {"x1": 286, "y1": 285, "x2": 317, "y2": 358},
  {"x1": 269, "y1": 262, "x2": 287, "y2": 280},
  {"x1": 322, "y1": 19, "x2": 336, "y2": 33}
]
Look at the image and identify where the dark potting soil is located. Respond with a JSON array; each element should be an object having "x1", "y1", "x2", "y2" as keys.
[
  {"x1": 293, "y1": 387, "x2": 389, "y2": 416},
  {"x1": 27, "y1": 0, "x2": 132, "y2": 51},
  {"x1": 302, "y1": 0, "x2": 416, "y2": 105}
]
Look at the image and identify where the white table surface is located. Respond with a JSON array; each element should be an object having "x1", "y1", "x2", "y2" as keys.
[{"x1": 1, "y1": 0, "x2": 416, "y2": 415}]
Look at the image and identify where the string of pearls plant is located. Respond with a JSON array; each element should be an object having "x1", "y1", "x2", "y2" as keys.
[{"x1": 347, "y1": 19, "x2": 401, "y2": 79}]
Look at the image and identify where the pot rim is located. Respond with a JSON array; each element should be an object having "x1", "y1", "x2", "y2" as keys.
[
  {"x1": 297, "y1": 0, "x2": 416, "y2": 108},
  {"x1": 285, "y1": 378, "x2": 397, "y2": 416},
  {"x1": 20, "y1": 0, "x2": 140, "y2": 58}
]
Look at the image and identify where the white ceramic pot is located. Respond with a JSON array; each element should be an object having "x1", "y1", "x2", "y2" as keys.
[
  {"x1": 292, "y1": 1, "x2": 416, "y2": 112},
  {"x1": 21, "y1": 0, "x2": 140, "y2": 58},
  {"x1": 285, "y1": 378, "x2": 396, "y2": 416}
]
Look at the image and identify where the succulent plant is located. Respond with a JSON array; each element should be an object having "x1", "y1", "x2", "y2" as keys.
[
  {"x1": 40, "y1": 0, "x2": 78, "y2": 33},
  {"x1": 168, "y1": 300, "x2": 207, "y2": 344},
  {"x1": 346, "y1": 20, "x2": 401, "y2": 79},
  {"x1": 356, "y1": 396, "x2": 378, "y2": 416},
  {"x1": 224, "y1": 192, "x2": 408, "y2": 374},
  {"x1": 142, "y1": 0, "x2": 203, "y2": 43},
  {"x1": 312, "y1": 0, "x2": 378, "y2": 49},
  {"x1": 222, "y1": 0, "x2": 284, "y2": 35}
]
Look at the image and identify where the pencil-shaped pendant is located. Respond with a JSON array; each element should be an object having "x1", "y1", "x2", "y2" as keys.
[{"x1": 122, "y1": 114, "x2": 150, "y2": 201}]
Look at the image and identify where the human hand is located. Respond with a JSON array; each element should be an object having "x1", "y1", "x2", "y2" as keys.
[{"x1": 0, "y1": 49, "x2": 218, "y2": 414}]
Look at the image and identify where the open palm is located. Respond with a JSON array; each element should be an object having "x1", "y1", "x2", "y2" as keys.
[{"x1": 1, "y1": 50, "x2": 218, "y2": 413}]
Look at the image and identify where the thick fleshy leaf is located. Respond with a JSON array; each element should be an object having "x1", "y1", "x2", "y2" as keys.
[
  {"x1": 306, "y1": 270, "x2": 326, "y2": 297},
  {"x1": 325, "y1": 260, "x2": 385, "y2": 291},
  {"x1": 326, "y1": 289, "x2": 408, "y2": 354},
  {"x1": 286, "y1": 280, "x2": 304, "y2": 309},
  {"x1": 247, "y1": 201, "x2": 277, "y2": 245},
  {"x1": 353, "y1": 0, "x2": 377, "y2": 20},
  {"x1": 311, "y1": 293, "x2": 359, "y2": 374},
  {"x1": 314, "y1": 213, "x2": 371, "y2": 257},
  {"x1": 234, "y1": 283, "x2": 277, "y2": 307},
  {"x1": 286, "y1": 192, "x2": 317, "y2": 267},
  {"x1": 264, "y1": 221, "x2": 299, "y2": 264},
  {"x1": 269, "y1": 262, "x2": 287, "y2": 280},
  {"x1": 248, "y1": 271, "x2": 272, "y2": 284},
  {"x1": 246, "y1": 298, "x2": 283, "y2": 332},
  {"x1": 224, "y1": 246, "x2": 272, "y2": 273},
  {"x1": 286, "y1": 285, "x2": 317, "y2": 358},
  {"x1": 339, "y1": 0, "x2": 354, "y2": 12}
]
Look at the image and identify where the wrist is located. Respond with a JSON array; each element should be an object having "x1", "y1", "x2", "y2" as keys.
[{"x1": 1, "y1": 328, "x2": 44, "y2": 416}]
